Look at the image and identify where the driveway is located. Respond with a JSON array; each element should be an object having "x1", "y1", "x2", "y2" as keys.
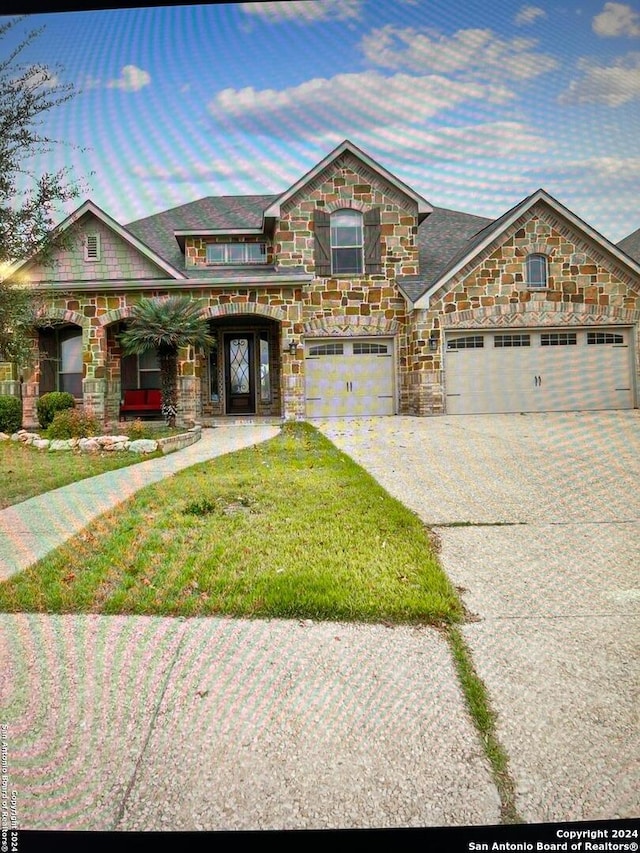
[{"x1": 315, "y1": 411, "x2": 640, "y2": 823}]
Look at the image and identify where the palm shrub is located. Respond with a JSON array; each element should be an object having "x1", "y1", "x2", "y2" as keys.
[
  {"x1": 0, "y1": 395, "x2": 22, "y2": 433},
  {"x1": 118, "y1": 297, "x2": 214, "y2": 427},
  {"x1": 37, "y1": 391, "x2": 75, "y2": 428}
]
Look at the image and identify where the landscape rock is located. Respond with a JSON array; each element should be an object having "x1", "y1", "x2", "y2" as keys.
[
  {"x1": 127, "y1": 439, "x2": 158, "y2": 454},
  {"x1": 0, "y1": 433, "x2": 9, "y2": 441},
  {"x1": 78, "y1": 438, "x2": 101, "y2": 453},
  {"x1": 33, "y1": 439, "x2": 50, "y2": 450},
  {"x1": 49, "y1": 439, "x2": 75, "y2": 451}
]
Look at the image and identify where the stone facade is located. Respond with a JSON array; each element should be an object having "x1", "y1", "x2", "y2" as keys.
[
  {"x1": 2, "y1": 145, "x2": 639, "y2": 427},
  {"x1": 408, "y1": 204, "x2": 640, "y2": 415}
]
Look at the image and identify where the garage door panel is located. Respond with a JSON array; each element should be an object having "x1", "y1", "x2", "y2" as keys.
[
  {"x1": 305, "y1": 340, "x2": 395, "y2": 417},
  {"x1": 445, "y1": 328, "x2": 634, "y2": 415}
]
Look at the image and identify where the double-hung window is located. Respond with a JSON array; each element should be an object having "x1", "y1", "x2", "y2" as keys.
[{"x1": 330, "y1": 210, "x2": 364, "y2": 275}]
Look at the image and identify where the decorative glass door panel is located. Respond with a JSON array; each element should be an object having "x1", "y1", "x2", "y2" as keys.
[{"x1": 224, "y1": 334, "x2": 255, "y2": 414}]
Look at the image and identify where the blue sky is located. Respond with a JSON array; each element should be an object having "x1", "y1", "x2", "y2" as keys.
[{"x1": 5, "y1": 1, "x2": 640, "y2": 241}]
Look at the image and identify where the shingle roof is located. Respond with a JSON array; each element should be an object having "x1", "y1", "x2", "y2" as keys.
[
  {"x1": 618, "y1": 227, "x2": 640, "y2": 263},
  {"x1": 398, "y1": 206, "x2": 494, "y2": 302},
  {"x1": 125, "y1": 195, "x2": 277, "y2": 274}
]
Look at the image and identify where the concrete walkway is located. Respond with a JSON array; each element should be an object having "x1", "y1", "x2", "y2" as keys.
[{"x1": 0, "y1": 425, "x2": 280, "y2": 579}]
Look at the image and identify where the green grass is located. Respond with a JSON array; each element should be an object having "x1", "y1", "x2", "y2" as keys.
[
  {"x1": 446, "y1": 626, "x2": 522, "y2": 824},
  {"x1": 0, "y1": 423, "x2": 462, "y2": 624},
  {"x1": 0, "y1": 440, "x2": 163, "y2": 509}
]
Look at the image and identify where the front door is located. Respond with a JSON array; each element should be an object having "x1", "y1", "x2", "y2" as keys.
[{"x1": 224, "y1": 334, "x2": 255, "y2": 414}]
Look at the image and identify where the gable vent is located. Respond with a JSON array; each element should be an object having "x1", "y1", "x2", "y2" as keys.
[{"x1": 84, "y1": 233, "x2": 100, "y2": 261}]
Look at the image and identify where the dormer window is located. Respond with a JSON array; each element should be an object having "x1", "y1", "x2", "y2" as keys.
[
  {"x1": 84, "y1": 233, "x2": 100, "y2": 262},
  {"x1": 206, "y1": 243, "x2": 267, "y2": 265}
]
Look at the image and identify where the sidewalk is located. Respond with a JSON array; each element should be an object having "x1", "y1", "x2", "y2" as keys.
[{"x1": 0, "y1": 425, "x2": 280, "y2": 580}]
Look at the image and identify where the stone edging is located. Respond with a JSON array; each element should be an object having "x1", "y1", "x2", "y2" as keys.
[{"x1": 1, "y1": 426, "x2": 202, "y2": 455}]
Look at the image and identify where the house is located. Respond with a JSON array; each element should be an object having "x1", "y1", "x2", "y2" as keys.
[{"x1": 2, "y1": 139, "x2": 640, "y2": 427}]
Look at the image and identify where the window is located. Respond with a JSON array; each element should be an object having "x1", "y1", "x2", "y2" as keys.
[
  {"x1": 331, "y1": 210, "x2": 363, "y2": 275},
  {"x1": 352, "y1": 342, "x2": 389, "y2": 354},
  {"x1": 308, "y1": 343, "x2": 344, "y2": 356},
  {"x1": 446, "y1": 336, "x2": 484, "y2": 350},
  {"x1": 138, "y1": 349, "x2": 161, "y2": 389},
  {"x1": 526, "y1": 254, "x2": 548, "y2": 289},
  {"x1": 39, "y1": 326, "x2": 83, "y2": 397},
  {"x1": 260, "y1": 331, "x2": 271, "y2": 403},
  {"x1": 206, "y1": 243, "x2": 266, "y2": 265},
  {"x1": 540, "y1": 332, "x2": 577, "y2": 346},
  {"x1": 84, "y1": 233, "x2": 100, "y2": 262},
  {"x1": 494, "y1": 334, "x2": 531, "y2": 347},
  {"x1": 587, "y1": 332, "x2": 624, "y2": 345},
  {"x1": 313, "y1": 208, "x2": 381, "y2": 276}
]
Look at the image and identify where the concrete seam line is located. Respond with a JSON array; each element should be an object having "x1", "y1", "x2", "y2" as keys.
[{"x1": 112, "y1": 619, "x2": 191, "y2": 830}]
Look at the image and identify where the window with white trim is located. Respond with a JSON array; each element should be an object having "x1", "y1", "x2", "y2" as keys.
[
  {"x1": 308, "y1": 342, "x2": 344, "y2": 356},
  {"x1": 587, "y1": 332, "x2": 624, "y2": 345},
  {"x1": 84, "y1": 233, "x2": 100, "y2": 262},
  {"x1": 526, "y1": 254, "x2": 548, "y2": 289},
  {"x1": 330, "y1": 210, "x2": 364, "y2": 275},
  {"x1": 540, "y1": 332, "x2": 577, "y2": 346},
  {"x1": 206, "y1": 243, "x2": 266, "y2": 264}
]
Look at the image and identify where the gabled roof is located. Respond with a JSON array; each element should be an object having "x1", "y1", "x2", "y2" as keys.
[
  {"x1": 618, "y1": 226, "x2": 640, "y2": 263},
  {"x1": 413, "y1": 189, "x2": 640, "y2": 308},
  {"x1": 263, "y1": 139, "x2": 433, "y2": 222},
  {"x1": 398, "y1": 206, "x2": 494, "y2": 302},
  {"x1": 9, "y1": 199, "x2": 188, "y2": 281},
  {"x1": 125, "y1": 195, "x2": 277, "y2": 269}
]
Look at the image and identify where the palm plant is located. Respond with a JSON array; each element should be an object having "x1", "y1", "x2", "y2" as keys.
[{"x1": 119, "y1": 296, "x2": 215, "y2": 427}]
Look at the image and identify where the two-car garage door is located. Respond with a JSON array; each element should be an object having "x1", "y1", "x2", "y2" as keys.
[
  {"x1": 445, "y1": 328, "x2": 634, "y2": 414},
  {"x1": 305, "y1": 338, "x2": 395, "y2": 417}
]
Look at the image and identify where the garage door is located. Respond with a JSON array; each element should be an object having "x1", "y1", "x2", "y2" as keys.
[
  {"x1": 445, "y1": 328, "x2": 634, "y2": 414},
  {"x1": 305, "y1": 338, "x2": 395, "y2": 417}
]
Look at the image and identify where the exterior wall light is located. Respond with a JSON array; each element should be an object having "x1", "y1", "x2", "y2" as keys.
[
  {"x1": 287, "y1": 340, "x2": 297, "y2": 356},
  {"x1": 428, "y1": 336, "x2": 438, "y2": 351}
]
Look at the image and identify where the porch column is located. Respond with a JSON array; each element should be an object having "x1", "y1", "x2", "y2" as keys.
[
  {"x1": 177, "y1": 345, "x2": 198, "y2": 426},
  {"x1": 82, "y1": 323, "x2": 107, "y2": 423}
]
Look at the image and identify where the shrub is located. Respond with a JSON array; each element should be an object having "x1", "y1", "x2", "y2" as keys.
[
  {"x1": 123, "y1": 418, "x2": 148, "y2": 440},
  {"x1": 37, "y1": 392, "x2": 75, "y2": 429},
  {"x1": 0, "y1": 395, "x2": 22, "y2": 434},
  {"x1": 47, "y1": 409, "x2": 99, "y2": 439}
]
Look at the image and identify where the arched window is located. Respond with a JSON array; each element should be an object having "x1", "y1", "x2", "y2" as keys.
[
  {"x1": 526, "y1": 254, "x2": 548, "y2": 289},
  {"x1": 330, "y1": 209, "x2": 364, "y2": 274}
]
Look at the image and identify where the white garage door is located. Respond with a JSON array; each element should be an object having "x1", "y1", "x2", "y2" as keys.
[
  {"x1": 305, "y1": 338, "x2": 395, "y2": 417},
  {"x1": 445, "y1": 328, "x2": 634, "y2": 415}
]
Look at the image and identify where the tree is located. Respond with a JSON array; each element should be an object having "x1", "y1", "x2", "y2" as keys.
[
  {"x1": 119, "y1": 297, "x2": 215, "y2": 427},
  {"x1": 0, "y1": 16, "x2": 84, "y2": 368}
]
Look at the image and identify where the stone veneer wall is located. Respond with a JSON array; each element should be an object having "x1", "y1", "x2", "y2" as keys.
[{"x1": 407, "y1": 204, "x2": 640, "y2": 415}]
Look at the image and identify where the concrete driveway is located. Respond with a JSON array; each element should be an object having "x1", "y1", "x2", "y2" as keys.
[{"x1": 315, "y1": 411, "x2": 640, "y2": 824}]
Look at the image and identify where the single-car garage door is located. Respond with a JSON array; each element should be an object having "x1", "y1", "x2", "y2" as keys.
[
  {"x1": 305, "y1": 338, "x2": 395, "y2": 417},
  {"x1": 445, "y1": 328, "x2": 635, "y2": 415}
]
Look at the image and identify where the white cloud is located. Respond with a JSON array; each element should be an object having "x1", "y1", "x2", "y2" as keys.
[
  {"x1": 515, "y1": 6, "x2": 547, "y2": 26},
  {"x1": 342, "y1": 121, "x2": 550, "y2": 162},
  {"x1": 592, "y1": 2, "x2": 640, "y2": 37},
  {"x1": 180, "y1": 83, "x2": 191, "y2": 93},
  {"x1": 546, "y1": 155, "x2": 640, "y2": 178},
  {"x1": 132, "y1": 159, "x2": 242, "y2": 182},
  {"x1": 207, "y1": 71, "x2": 514, "y2": 138},
  {"x1": 240, "y1": 0, "x2": 361, "y2": 23},
  {"x1": 559, "y1": 52, "x2": 640, "y2": 105},
  {"x1": 107, "y1": 65, "x2": 151, "y2": 92},
  {"x1": 360, "y1": 25, "x2": 558, "y2": 80}
]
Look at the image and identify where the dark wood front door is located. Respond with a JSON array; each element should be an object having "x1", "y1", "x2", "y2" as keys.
[{"x1": 224, "y1": 334, "x2": 255, "y2": 415}]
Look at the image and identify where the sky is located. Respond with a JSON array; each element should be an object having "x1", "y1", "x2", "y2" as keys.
[{"x1": 4, "y1": 0, "x2": 640, "y2": 242}]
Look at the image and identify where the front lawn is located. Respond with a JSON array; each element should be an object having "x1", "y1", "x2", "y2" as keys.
[
  {"x1": 0, "y1": 423, "x2": 462, "y2": 625},
  {"x1": 0, "y1": 440, "x2": 163, "y2": 509}
]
